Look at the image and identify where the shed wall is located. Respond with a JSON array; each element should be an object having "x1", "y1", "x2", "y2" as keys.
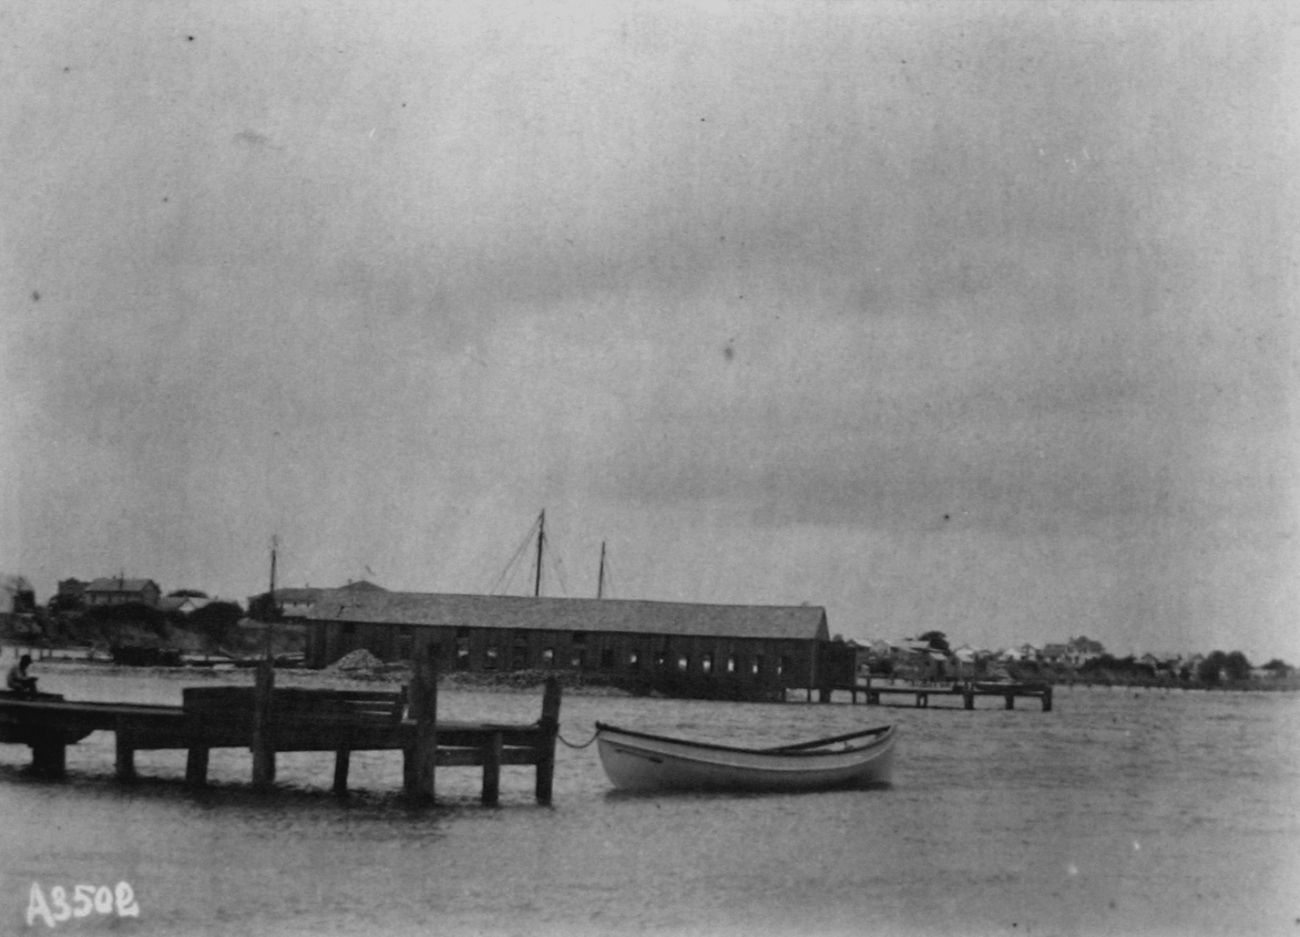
[{"x1": 308, "y1": 620, "x2": 822, "y2": 696}]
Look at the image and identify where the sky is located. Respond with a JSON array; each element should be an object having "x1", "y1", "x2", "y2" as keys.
[{"x1": 2, "y1": 2, "x2": 1297, "y2": 662}]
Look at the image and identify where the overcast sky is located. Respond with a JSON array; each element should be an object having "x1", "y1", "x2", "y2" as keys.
[{"x1": 3, "y1": 2, "x2": 1297, "y2": 661}]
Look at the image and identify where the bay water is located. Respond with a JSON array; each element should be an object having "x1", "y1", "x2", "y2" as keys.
[{"x1": 1, "y1": 662, "x2": 1297, "y2": 936}]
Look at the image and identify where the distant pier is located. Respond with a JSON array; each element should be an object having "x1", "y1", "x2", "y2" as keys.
[
  {"x1": 0, "y1": 656, "x2": 561, "y2": 805},
  {"x1": 811, "y1": 677, "x2": 1054, "y2": 711}
]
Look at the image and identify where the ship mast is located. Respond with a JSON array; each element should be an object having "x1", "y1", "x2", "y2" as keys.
[
  {"x1": 597, "y1": 541, "x2": 607, "y2": 599},
  {"x1": 533, "y1": 509, "x2": 545, "y2": 598}
]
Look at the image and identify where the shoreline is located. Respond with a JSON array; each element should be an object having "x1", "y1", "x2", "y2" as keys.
[
  {"x1": 20, "y1": 655, "x2": 1298, "y2": 698},
  {"x1": 20, "y1": 655, "x2": 638, "y2": 697}
]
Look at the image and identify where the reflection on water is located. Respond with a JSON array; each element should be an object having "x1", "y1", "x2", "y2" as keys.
[{"x1": 1, "y1": 665, "x2": 1298, "y2": 936}]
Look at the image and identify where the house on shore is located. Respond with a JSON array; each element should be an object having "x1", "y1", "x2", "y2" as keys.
[
  {"x1": 84, "y1": 577, "x2": 161, "y2": 608},
  {"x1": 158, "y1": 594, "x2": 213, "y2": 616},
  {"x1": 256, "y1": 585, "x2": 853, "y2": 701}
]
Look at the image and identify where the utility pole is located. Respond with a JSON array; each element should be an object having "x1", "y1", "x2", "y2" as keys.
[{"x1": 264, "y1": 535, "x2": 278, "y2": 661}]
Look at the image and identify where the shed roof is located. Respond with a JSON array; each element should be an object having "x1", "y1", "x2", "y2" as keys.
[
  {"x1": 338, "y1": 580, "x2": 387, "y2": 592},
  {"x1": 86, "y1": 578, "x2": 158, "y2": 594},
  {"x1": 305, "y1": 590, "x2": 829, "y2": 642},
  {"x1": 275, "y1": 588, "x2": 324, "y2": 604}
]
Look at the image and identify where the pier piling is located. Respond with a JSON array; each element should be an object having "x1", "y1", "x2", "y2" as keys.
[
  {"x1": 482, "y1": 732, "x2": 503, "y2": 806},
  {"x1": 251, "y1": 660, "x2": 276, "y2": 789},
  {"x1": 405, "y1": 651, "x2": 439, "y2": 802},
  {"x1": 32, "y1": 740, "x2": 66, "y2": 778},
  {"x1": 333, "y1": 749, "x2": 351, "y2": 796},
  {"x1": 185, "y1": 746, "x2": 209, "y2": 787},
  {"x1": 535, "y1": 676, "x2": 561, "y2": 804},
  {"x1": 114, "y1": 717, "x2": 136, "y2": 781}
]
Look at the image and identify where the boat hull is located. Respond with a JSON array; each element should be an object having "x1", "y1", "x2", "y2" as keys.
[{"x1": 596, "y1": 723, "x2": 896, "y2": 793}]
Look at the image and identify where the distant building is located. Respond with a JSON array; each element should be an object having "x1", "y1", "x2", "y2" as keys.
[
  {"x1": 288, "y1": 588, "x2": 847, "y2": 701},
  {"x1": 1138, "y1": 653, "x2": 1166, "y2": 674},
  {"x1": 4, "y1": 579, "x2": 36, "y2": 615},
  {"x1": 1065, "y1": 636, "x2": 1105, "y2": 666},
  {"x1": 56, "y1": 578, "x2": 88, "y2": 604},
  {"x1": 84, "y1": 577, "x2": 161, "y2": 608},
  {"x1": 1041, "y1": 643, "x2": 1070, "y2": 664},
  {"x1": 951, "y1": 644, "x2": 979, "y2": 679},
  {"x1": 158, "y1": 595, "x2": 212, "y2": 615},
  {"x1": 247, "y1": 581, "x2": 388, "y2": 621},
  {"x1": 866, "y1": 639, "x2": 895, "y2": 658}
]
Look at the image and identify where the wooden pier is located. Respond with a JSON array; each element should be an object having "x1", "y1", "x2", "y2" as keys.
[
  {"x1": 816, "y1": 678, "x2": 1054, "y2": 711},
  {"x1": 0, "y1": 658, "x2": 561, "y2": 805}
]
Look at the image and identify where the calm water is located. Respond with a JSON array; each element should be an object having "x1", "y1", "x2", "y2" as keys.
[{"x1": 1, "y1": 660, "x2": 1297, "y2": 937}]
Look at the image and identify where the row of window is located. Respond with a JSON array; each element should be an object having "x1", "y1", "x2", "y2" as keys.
[
  {"x1": 456, "y1": 640, "x2": 790, "y2": 678},
  {"x1": 335, "y1": 625, "x2": 795, "y2": 678}
]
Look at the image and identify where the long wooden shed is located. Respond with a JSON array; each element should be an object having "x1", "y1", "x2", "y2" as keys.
[{"x1": 286, "y1": 588, "x2": 846, "y2": 700}]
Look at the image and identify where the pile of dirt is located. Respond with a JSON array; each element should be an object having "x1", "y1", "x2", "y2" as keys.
[
  {"x1": 319, "y1": 655, "x2": 632, "y2": 694},
  {"x1": 324, "y1": 649, "x2": 390, "y2": 675},
  {"x1": 439, "y1": 669, "x2": 632, "y2": 696}
]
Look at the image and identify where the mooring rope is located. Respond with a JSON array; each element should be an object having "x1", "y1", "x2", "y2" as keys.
[{"x1": 557, "y1": 727, "x2": 600, "y2": 749}]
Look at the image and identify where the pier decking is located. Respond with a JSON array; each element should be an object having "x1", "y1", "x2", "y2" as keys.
[
  {"x1": 0, "y1": 659, "x2": 561, "y2": 805},
  {"x1": 816, "y1": 678, "x2": 1054, "y2": 711}
]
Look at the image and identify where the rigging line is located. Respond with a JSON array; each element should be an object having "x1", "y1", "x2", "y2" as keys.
[
  {"x1": 548, "y1": 541, "x2": 570, "y2": 597},
  {"x1": 601, "y1": 551, "x2": 615, "y2": 599},
  {"x1": 485, "y1": 516, "x2": 541, "y2": 595},
  {"x1": 508, "y1": 516, "x2": 545, "y2": 594},
  {"x1": 499, "y1": 558, "x2": 522, "y2": 597}
]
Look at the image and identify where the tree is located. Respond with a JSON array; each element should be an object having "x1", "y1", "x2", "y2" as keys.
[
  {"x1": 84, "y1": 602, "x2": 167, "y2": 635},
  {"x1": 916, "y1": 631, "x2": 950, "y2": 652},
  {"x1": 188, "y1": 600, "x2": 244, "y2": 651},
  {"x1": 1197, "y1": 651, "x2": 1227, "y2": 684},
  {"x1": 246, "y1": 592, "x2": 279, "y2": 622},
  {"x1": 1223, "y1": 651, "x2": 1251, "y2": 682},
  {"x1": 47, "y1": 592, "x2": 84, "y2": 614}
]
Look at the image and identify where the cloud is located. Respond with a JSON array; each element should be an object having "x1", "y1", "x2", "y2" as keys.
[{"x1": 2, "y1": 2, "x2": 1296, "y2": 660}]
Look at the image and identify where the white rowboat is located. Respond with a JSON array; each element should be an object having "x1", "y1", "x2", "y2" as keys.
[{"x1": 595, "y1": 721, "x2": 897, "y2": 793}]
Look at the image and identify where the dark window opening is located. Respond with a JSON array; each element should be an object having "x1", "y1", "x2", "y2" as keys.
[
  {"x1": 572, "y1": 632, "x2": 587, "y2": 645},
  {"x1": 600, "y1": 648, "x2": 616, "y2": 670},
  {"x1": 779, "y1": 656, "x2": 790, "y2": 677}
]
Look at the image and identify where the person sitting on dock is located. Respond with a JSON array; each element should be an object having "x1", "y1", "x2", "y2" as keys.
[{"x1": 6, "y1": 654, "x2": 37, "y2": 698}]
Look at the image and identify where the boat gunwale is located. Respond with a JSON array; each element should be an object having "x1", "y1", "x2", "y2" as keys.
[{"x1": 594, "y1": 721, "x2": 895, "y2": 759}]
